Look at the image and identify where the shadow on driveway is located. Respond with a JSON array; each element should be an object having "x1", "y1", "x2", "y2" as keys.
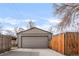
[{"x1": 1, "y1": 51, "x2": 39, "y2": 56}]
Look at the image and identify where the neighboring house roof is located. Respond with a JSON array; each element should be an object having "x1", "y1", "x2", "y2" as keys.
[{"x1": 17, "y1": 27, "x2": 52, "y2": 34}]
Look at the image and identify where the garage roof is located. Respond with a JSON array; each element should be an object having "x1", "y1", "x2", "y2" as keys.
[{"x1": 17, "y1": 27, "x2": 52, "y2": 34}]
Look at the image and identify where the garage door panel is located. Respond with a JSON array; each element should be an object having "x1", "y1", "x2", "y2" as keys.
[{"x1": 21, "y1": 37, "x2": 48, "y2": 48}]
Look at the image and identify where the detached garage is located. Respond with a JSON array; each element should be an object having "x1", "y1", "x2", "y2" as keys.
[{"x1": 17, "y1": 27, "x2": 52, "y2": 48}]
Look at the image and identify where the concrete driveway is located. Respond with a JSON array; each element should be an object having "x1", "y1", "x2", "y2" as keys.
[{"x1": 0, "y1": 48, "x2": 64, "y2": 56}]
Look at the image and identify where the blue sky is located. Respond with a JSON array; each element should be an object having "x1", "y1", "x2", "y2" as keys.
[{"x1": 0, "y1": 3, "x2": 61, "y2": 34}]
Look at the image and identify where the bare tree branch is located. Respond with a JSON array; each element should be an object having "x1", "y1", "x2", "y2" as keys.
[
  {"x1": 55, "y1": 3, "x2": 79, "y2": 31},
  {"x1": 27, "y1": 20, "x2": 35, "y2": 29}
]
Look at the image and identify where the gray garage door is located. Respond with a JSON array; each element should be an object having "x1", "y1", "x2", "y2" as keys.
[{"x1": 21, "y1": 37, "x2": 48, "y2": 48}]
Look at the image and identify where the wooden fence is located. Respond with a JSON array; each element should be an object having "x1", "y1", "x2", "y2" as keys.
[
  {"x1": 0, "y1": 35, "x2": 11, "y2": 53},
  {"x1": 49, "y1": 32, "x2": 79, "y2": 56},
  {"x1": 64, "y1": 32, "x2": 79, "y2": 55},
  {"x1": 49, "y1": 33, "x2": 64, "y2": 54}
]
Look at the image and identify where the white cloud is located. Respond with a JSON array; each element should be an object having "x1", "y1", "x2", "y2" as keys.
[
  {"x1": 0, "y1": 17, "x2": 37, "y2": 35},
  {"x1": 46, "y1": 18, "x2": 61, "y2": 24},
  {"x1": 24, "y1": 18, "x2": 36, "y2": 22},
  {"x1": 36, "y1": 24, "x2": 50, "y2": 31},
  {"x1": 36, "y1": 17, "x2": 62, "y2": 34},
  {"x1": 0, "y1": 17, "x2": 36, "y2": 26},
  {"x1": 48, "y1": 19, "x2": 61, "y2": 24},
  {"x1": 0, "y1": 17, "x2": 18, "y2": 25},
  {"x1": 0, "y1": 17, "x2": 62, "y2": 35}
]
